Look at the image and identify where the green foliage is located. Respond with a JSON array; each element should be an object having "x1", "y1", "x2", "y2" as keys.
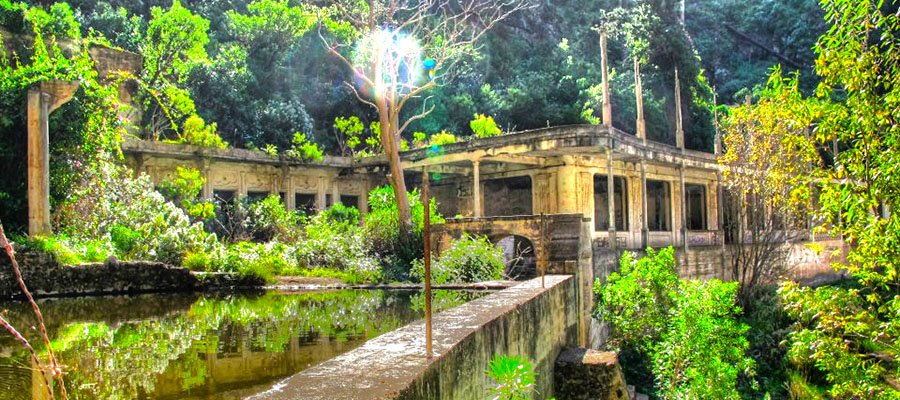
[
  {"x1": 410, "y1": 234, "x2": 504, "y2": 284},
  {"x1": 334, "y1": 115, "x2": 382, "y2": 156},
  {"x1": 171, "y1": 114, "x2": 228, "y2": 149},
  {"x1": 142, "y1": 0, "x2": 208, "y2": 84},
  {"x1": 295, "y1": 210, "x2": 379, "y2": 281},
  {"x1": 16, "y1": 234, "x2": 113, "y2": 265},
  {"x1": 109, "y1": 224, "x2": 140, "y2": 257},
  {"x1": 595, "y1": 247, "x2": 678, "y2": 352},
  {"x1": 246, "y1": 194, "x2": 304, "y2": 242},
  {"x1": 321, "y1": 202, "x2": 360, "y2": 225},
  {"x1": 486, "y1": 355, "x2": 536, "y2": 400},
  {"x1": 720, "y1": 1, "x2": 900, "y2": 397},
  {"x1": 364, "y1": 185, "x2": 444, "y2": 281},
  {"x1": 428, "y1": 130, "x2": 458, "y2": 146},
  {"x1": 284, "y1": 132, "x2": 323, "y2": 163},
  {"x1": 595, "y1": 247, "x2": 754, "y2": 399},
  {"x1": 0, "y1": 0, "x2": 125, "y2": 233},
  {"x1": 653, "y1": 280, "x2": 755, "y2": 400},
  {"x1": 158, "y1": 166, "x2": 216, "y2": 221},
  {"x1": 469, "y1": 113, "x2": 501, "y2": 138}
]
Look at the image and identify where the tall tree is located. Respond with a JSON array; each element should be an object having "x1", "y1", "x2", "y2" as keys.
[
  {"x1": 321, "y1": 0, "x2": 530, "y2": 235},
  {"x1": 721, "y1": 0, "x2": 900, "y2": 396}
]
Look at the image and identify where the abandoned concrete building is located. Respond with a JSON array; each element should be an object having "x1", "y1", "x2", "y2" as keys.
[{"x1": 123, "y1": 123, "x2": 723, "y2": 252}]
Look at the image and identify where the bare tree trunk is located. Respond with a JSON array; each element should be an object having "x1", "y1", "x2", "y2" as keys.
[
  {"x1": 601, "y1": 31, "x2": 613, "y2": 127},
  {"x1": 377, "y1": 99, "x2": 412, "y2": 235}
]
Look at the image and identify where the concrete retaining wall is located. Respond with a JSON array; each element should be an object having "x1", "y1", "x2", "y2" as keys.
[
  {"x1": 251, "y1": 275, "x2": 579, "y2": 400},
  {"x1": 0, "y1": 250, "x2": 262, "y2": 300}
]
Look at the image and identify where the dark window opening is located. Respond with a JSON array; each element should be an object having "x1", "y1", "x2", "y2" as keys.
[
  {"x1": 213, "y1": 190, "x2": 235, "y2": 206},
  {"x1": 594, "y1": 175, "x2": 629, "y2": 231},
  {"x1": 340, "y1": 195, "x2": 360, "y2": 209},
  {"x1": 247, "y1": 191, "x2": 269, "y2": 203},
  {"x1": 483, "y1": 176, "x2": 533, "y2": 216},
  {"x1": 685, "y1": 184, "x2": 707, "y2": 231},
  {"x1": 496, "y1": 235, "x2": 536, "y2": 280},
  {"x1": 325, "y1": 194, "x2": 333, "y2": 208},
  {"x1": 295, "y1": 193, "x2": 317, "y2": 215},
  {"x1": 647, "y1": 180, "x2": 671, "y2": 231}
]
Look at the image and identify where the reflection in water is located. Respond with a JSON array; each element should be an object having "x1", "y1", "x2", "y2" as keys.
[{"x1": 0, "y1": 289, "x2": 486, "y2": 400}]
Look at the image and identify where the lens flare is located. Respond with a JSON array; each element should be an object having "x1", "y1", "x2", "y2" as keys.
[{"x1": 353, "y1": 28, "x2": 424, "y2": 98}]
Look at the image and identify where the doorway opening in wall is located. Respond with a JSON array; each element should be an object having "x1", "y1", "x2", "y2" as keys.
[
  {"x1": 685, "y1": 184, "x2": 707, "y2": 230},
  {"x1": 647, "y1": 180, "x2": 671, "y2": 231},
  {"x1": 593, "y1": 174, "x2": 629, "y2": 231},
  {"x1": 340, "y1": 195, "x2": 360, "y2": 210},
  {"x1": 495, "y1": 235, "x2": 536, "y2": 280}
]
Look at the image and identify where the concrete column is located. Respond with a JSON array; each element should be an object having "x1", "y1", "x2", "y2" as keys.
[
  {"x1": 472, "y1": 160, "x2": 482, "y2": 218},
  {"x1": 359, "y1": 178, "x2": 370, "y2": 220},
  {"x1": 600, "y1": 31, "x2": 612, "y2": 128},
  {"x1": 331, "y1": 180, "x2": 340, "y2": 205},
  {"x1": 675, "y1": 67, "x2": 685, "y2": 150},
  {"x1": 27, "y1": 90, "x2": 51, "y2": 236},
  {"x1": 640, "y1": 160, "x2": 649, "y2": 248},
  {"x1": 679, "y1": 164, "x2": 688, "y2": 251},
  {"x1": 317, "y1": 176, "x2": 327, "y2": 211},
  {"x1": 200, "y1": 158, "x2": 212, "y2": 200},
  {"x1": 284, "y1": 169, "x2": 295, "y2": 211},
  {"x1": 238, "y1": 172, "x2": 248, "y2": 198},
  {"x1": 606, "y1": 147, "x2": 616, "y2": 251}
]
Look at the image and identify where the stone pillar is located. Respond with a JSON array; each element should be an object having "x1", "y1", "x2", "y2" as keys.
[
  {"x1": 640, "y1": 160, "x2": 649, "y2": 248},
  {"x1": 675, "y1": 67, "x2": 685, "y2": 150},
  {"x1": 200, "y1": 158, "x2": 212, "y2": 200},
  {"x1": 600, "y1": 31, "x2": 613, "y2": 128},
  {"x1": 359, "y1": 178, "x2": 370, "y2": 221},
  {"x1": 472, "y1": 159, "x2": 482, "y2": 218},
  {"x1": 679, "y1": 163, "x2": 688, "y2": 251},
  {"x1": 283, "y1": 167, "x2": 295, "y2": 211},
  {"x1": 317, "y1": 176, "x2": 327, "y2": 211},
  {"x1": 27, "y1": 81, "x2": 78, "y2": 236},
  {"x1": 238, "y1": 172, "x2": 248, "y2": 198},
  {"x1": 331, "y1": 180, "x2": 340, "y2": 206},
  {"x1": 606, "y1": 147, "x2": 616, "y2": 252}
]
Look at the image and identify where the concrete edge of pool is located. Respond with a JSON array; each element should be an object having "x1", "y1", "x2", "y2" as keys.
[{"x1": 249, "y1": 274, "x2": 579, "y2": 400}]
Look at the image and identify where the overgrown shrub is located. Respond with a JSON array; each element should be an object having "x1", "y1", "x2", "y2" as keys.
[
  {"x1": 410, "y1": 234, "x2": 504, "y2": 284},
  {"x1": 284, "y1": 132, "x2": 323, "y2": 162},
  {"x1": 595, "y1": 247, "x2": 755, "y2": 399},
  {"x1": 157, "y1": 166, "x2": 215, "y2": 221},
  {"x1": 246, "y1": 194, "x2": 304, "y2": 242},
  {"x1": 294, "y1": 208, "x2": 379, "y2": 281},
  {"x1": 486, "y1": 355, "x2": 536, "y2": 400},
  {"x1": 470, "y1": 113, "x2": 502, "y2": 138},
  {"x1": 56, "y1": 161, "x2": 222, "y2": 266},
  {"x1": 365, "y1": 185, "x2": 444, "y2": 281},
  {"x1": 173, "y1": 114, "x2": 228, "y2": 149}
]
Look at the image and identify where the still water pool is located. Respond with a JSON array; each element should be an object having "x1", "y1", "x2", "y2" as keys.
[{"x1": 0, "y1": 289, "x2": 483, "y2": 399}]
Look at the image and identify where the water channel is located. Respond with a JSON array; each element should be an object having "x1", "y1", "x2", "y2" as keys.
[{"x1": 0, "y1": 289, "x2": 484, "y2": 399}]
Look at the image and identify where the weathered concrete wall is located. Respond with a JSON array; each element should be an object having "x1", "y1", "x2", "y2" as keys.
[
  {"x1": 592, "y1": 239, "x2": 846, "y2": 283},
  {"x1": 554, "y1": 348, "x2": 629, "y2": 400},
  {"x1": 250, "y1": 275, "x2": 579, "y2": 400},
  {"x1": 0, "y1": 250, "x2": 262, "y2": 300}
]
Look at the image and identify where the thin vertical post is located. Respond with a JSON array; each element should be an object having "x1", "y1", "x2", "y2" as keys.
[
  {"x1": 472, "y1": 160, "x2": 482, "y2": 218},
  {"x1": 606, "y1": 144, "x2": 616, "y2": 252},
  {"x1": 640, "y1": 160, "x2": 649, "y2": 248},
  {"x1": 680, "y1": 163, "x2": 688, "y2": 251},
  {"x1": 422, "y1": 168, "x2": 433, "y2": 358},
  {"x1": 675, "y1": 67, "x2": 685, "y2": 150},
  {"x1": 600, "y1": 31, "x2": 612, "y2": 128},
  {"x1": 540, "y1": 212, "x2": 546, "y2": 289}
]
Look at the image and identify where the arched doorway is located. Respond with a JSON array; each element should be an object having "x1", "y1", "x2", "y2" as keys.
[{"x1": 495, "y1": 235, "x2": 537, "y2": 280}]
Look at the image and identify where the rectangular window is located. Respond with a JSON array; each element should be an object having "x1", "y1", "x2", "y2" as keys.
[
  {"x1": 594, "y1": 175, "x2": 628, "y2": 231},
  {"x1": 247, "y1": 191, "x2": 269, "y2": 203},
  {"x1": 340, "y1": 195, "x2": 360, "y2": 209},
  {"x1": 685, "y1": 184, "x2": 707, "y2": 231},
  {"x1": 647, "y1": 180, "x2": 670, "y2": 231},
  {"x1": 295, "y1": 193, "x2": 317, "y2": 215},
  {"x1": 325, "y1": 194, "x2": 333, "y2": 208},
  {"x1": 213, "y1": 190, "x2": 235, "y2": 205}
]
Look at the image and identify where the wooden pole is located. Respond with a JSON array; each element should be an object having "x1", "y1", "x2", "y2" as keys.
[{"x1": 422, "y1": 168, "x2": 433, "y2": 358}]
